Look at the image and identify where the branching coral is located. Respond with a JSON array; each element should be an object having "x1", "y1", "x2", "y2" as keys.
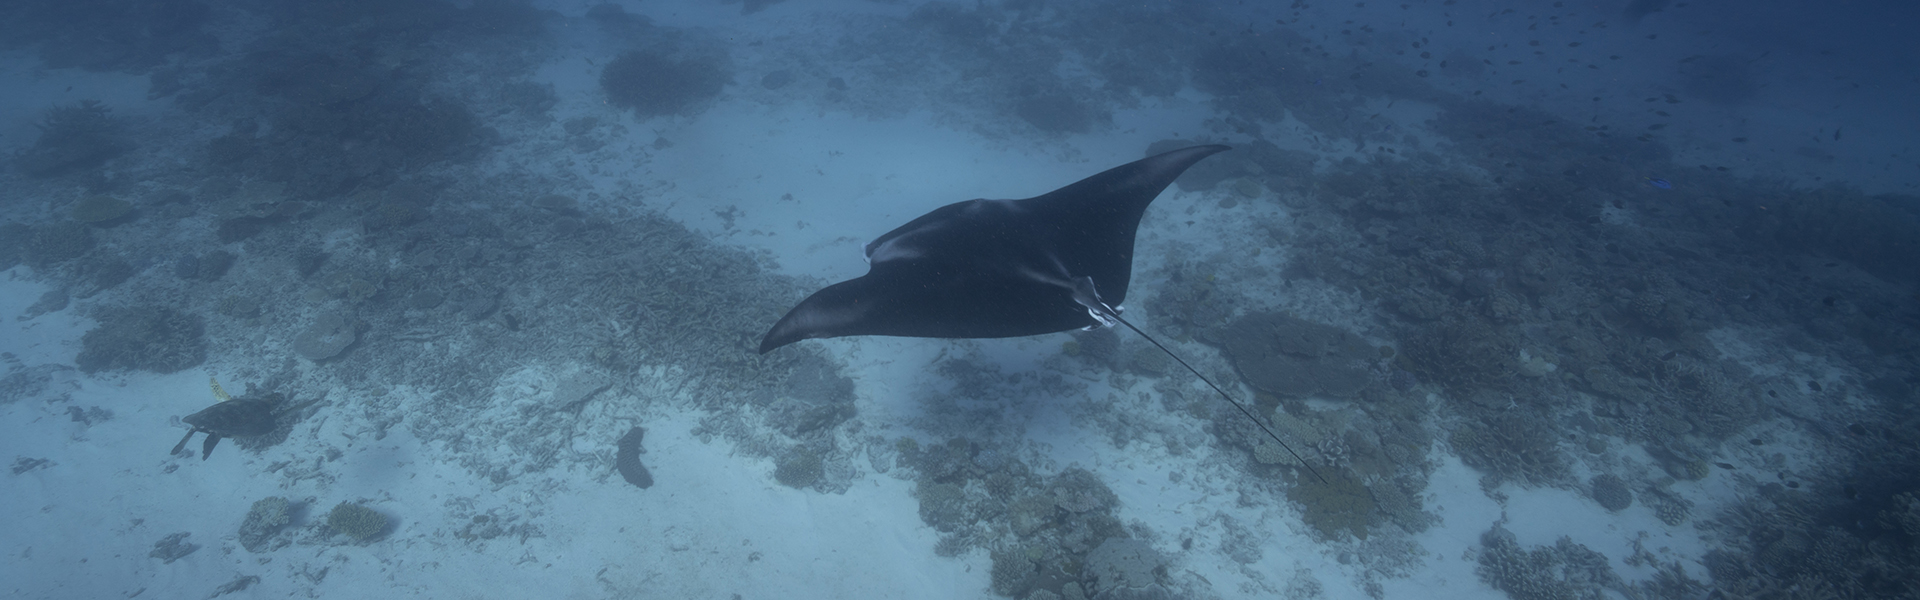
[
  {"x1": 915, "y1": 482, "x2": 971, "y2": 532},
  {"x1": 1400, "y1": 319, "x2": 1520, "y2": 394},
  {"x1": 1628, "y1": 356, "x2": 1759, "y2": 441},
  {"x1": 326, "y1": 502, "x2": 388, "y2": 541},
  {"x1": 774, "y1": 447, "x2": 825, "y2": 489},
  {"x1": 1450, "y1": 412, "x2": 1570, "y2": 486},
  {"x1": 17, "y1": 101, "x2": 128, "y2": 176},
  {"x1": 239, "y1": 497, "x2": 291, "y2": 552},
  {"x1": 1589, "y1": 474, "x2": 1633, "y2": 512},
  {"x1": 1477, "y1": 525, "x2": 1626, "y2": 600}
]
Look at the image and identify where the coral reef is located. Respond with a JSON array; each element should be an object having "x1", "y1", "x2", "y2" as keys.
[
  {"x1": 75, "y1": 306, "x2": 206, "y2": 373},
  {"x1": 292, "y1": 313, "x2": 358, "y2": 361},
  {"x1": 1655, "y1": 502, "x2": 1690, "y2": 527},
  {"x1": 70, "y1": 195, "x2": 132, "y2": 225},
  {"x1": 1400, "y1": 319, "x2": 1520, "y2": 394},
  {"x1": 1289, "y1": 469, "x2": 1379, "y2": 540},
  {"x1": 0, "y1": 223, "x2": 25, "y2": 270},
  {"x1": 1192, "y1": 30, "x2": 1412, "y2": 139},
  {"x1": 1646, "y1": 358, "x2": 1760, "y2": 440},
  {"x1": 210, "y1": 180, "x2": 302, "y2": 243},
  {"x1": 897, "y1": 439, "x2": 1130, "y2": 598},
  {"x1": 210, "y1": 575, "x2": 261, "y2": 596},
  {"x1": 1589, "y1": 474, "x2": 1633, "y2": 512},
  {"x1": 774, "y1": 447, "x2": 824, "y2": 489},
  {"x1": 1148, "y1": 138, "x2": 1317, "y2": 194},
  {"x1": 1049, "y1": 467, "x2": 1119, "y2": 514},
  {"x1": 15, "y1": 101, "x2": 129, "y2": 176},
  {"x1": 1013, "y1": 90, "x2": 1104, "y2": 134},
  {"x1": 207, "y1": 48, "x2": 489, "y2": 197},
  {"x1": 12, "y1": 4, "x2": 1909, "y2": 596},
  {"x1": 1750, "y1": 185, "x2": 1920, "y2": 283},
  {"x1": 1213, "y1": 312, "x2": 1377, "y2": 398},
  {"x1": 239, "y1": 496, "x2": 291, "y2": 552},
  {"x1": 599, "y1": 49, "x2": 732, "y2": 117},
  {"x1": 1702, "y1": 490, "x2": 1911, "y2": 598},
  {"x1": 191, "y1": 250, "x2": 235, "y2": 281},
  {"x1": 759, "y1": 353, "x2": 856, "y2": 438},
  {"x1": 1449, "y1": 412, "x2": 1570, "y2": 486},
  {"x1": 987, "y1": 546, "x2": 1035, "y2": 596},
  {"x1": 0, "y1": 0, "x2": 214, "y2": 73},
  {"x1": 1082, "y1": 537, "x2": 1170, "y2": 599},
  {"x1": 1247, "y1": 407, "x2": 1325, "y2": 467},
  {"x1": 326, "y1": 502, "x2": 388, "y2": 541},
  {"x1": 1883, "y1": 492, "x2": 1920, "y2": 537},
  {"x1": 0, "y1": 365, "x2": 64, "y2": 405},
  {"x1": 76, "y1": 257, "x2": 134, "y2": 297},
  {"x1": 1370, "y1": 474, "x2": 1438, "y2": 533},
  {"x1": 1476, "y1": 525, "x2": 1625, "y2": 600},
  {"x1": 148, "y1": 532, "x2": 198, "y2": 563},
  {"x1": 915, "y1": 481, "x2": 971, "y2": 532},
  {"x1": 1143, "y1": 264, "x2": 1236, "y2": 335},
  {"x1": 24, "y1": 221, "x2": 94, "y2": 267}
]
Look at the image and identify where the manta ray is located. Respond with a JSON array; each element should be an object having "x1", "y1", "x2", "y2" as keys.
[{"x1": 759, "y1": 145, "x2": 1323, "y2": 482}]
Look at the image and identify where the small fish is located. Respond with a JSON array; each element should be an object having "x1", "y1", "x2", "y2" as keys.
[
  {"x1": 1808, "y1": 380, "x2": 1823, "y2": 392},
  {"x1": 1715, "y1": 462, "x2": 1736, "y2": 470},
  {"x1": 1645, "y1": 177, "x2": 1673, "y2": 189}
]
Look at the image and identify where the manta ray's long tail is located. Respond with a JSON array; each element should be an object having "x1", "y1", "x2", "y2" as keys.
[{"x1": 1109, "y1": 314, "x2": 1329, "y2": 485}]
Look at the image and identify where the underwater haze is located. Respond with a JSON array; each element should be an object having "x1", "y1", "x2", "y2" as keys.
[{"x1": 2, "y1": 0, "x2": 1917, "y2": 598}]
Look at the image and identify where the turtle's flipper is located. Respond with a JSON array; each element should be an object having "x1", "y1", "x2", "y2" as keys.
[
  {"x1": 200, "y1": 434, "x2": 223, "y2": 460},
  {"x1": 171, "y1": 429, "x2": 198, "y2": 457}
]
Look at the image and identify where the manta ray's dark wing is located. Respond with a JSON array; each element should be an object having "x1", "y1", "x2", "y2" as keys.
[
  {"x1": 757, "y1": 144, "x2": 1329, "y2": 483},
  {"x1": 758, "y1": 145, "x2": 1229, "y2": 354}
]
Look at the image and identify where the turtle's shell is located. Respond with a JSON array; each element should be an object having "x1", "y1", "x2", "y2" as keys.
[{"x1": 182, "y1": 398, "x2": 279, "y2": 437}]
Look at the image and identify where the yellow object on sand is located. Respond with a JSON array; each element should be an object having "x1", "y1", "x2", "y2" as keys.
[{"x1": 210, "y1": 377, "x2": 231, "y2": 403}]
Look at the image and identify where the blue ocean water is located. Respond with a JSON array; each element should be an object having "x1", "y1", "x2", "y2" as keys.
[{"x1": 0, "y1": 0, "x2": 1915, "y2": 598}]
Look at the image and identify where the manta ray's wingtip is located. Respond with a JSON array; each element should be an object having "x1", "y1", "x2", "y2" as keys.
[
  {"x1": 1172, "y1": 143, "x2": 1231, "y2": 155},
  {"x1": 1143, "y1": 144, "x2": 1231, "y2": 180},
  {"x1": 757, "y1": 324, "x2": 797, "y2": 354}
]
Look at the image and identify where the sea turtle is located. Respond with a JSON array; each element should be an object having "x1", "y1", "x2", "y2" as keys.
[{"x1": 170, "y1": 378, "x2": 319, "y2": 460}]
